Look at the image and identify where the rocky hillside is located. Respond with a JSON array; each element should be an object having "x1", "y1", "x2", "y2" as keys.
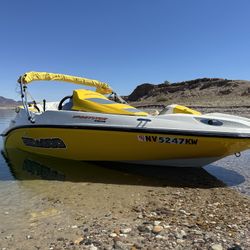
[
  {"x1": 0, "y1": 96, "x2": 21, "y2": 107},
  {"x1": 127, "y1": 78, "x2": 250, "y2": 106}
]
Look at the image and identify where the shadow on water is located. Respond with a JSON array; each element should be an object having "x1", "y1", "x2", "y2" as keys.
[
  {"x1": 1, "y1": 148, "x2": 245, "y2": 189},
  {"x1": 204, "y1": 165, "x2": 246, "y2": 187}
]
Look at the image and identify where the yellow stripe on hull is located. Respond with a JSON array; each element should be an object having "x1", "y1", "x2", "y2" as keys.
[{"x1": 4, "y1": 127, "x2": 250, "y2": 161}]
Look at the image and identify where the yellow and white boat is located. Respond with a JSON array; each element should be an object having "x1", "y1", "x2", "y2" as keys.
[{"x1": 2, "y1": 71, "x2": 250, "y2": 167}]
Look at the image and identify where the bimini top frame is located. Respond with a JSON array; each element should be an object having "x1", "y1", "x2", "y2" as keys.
[{"x1": 18, "y1": 71, "x2": 113, "y2": 123}]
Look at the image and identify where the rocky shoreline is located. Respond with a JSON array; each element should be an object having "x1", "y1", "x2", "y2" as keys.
[
  {"x1": 1, "y1": 181, "x2": 249, "y2": 250},
  {"x1": 47, "y1": 189, "x2": 249, "y2": 250}
]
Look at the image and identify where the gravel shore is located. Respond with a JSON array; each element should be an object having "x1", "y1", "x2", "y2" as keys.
[
  {"x1": 0, "y1": 173, "x2": 249, "y2": 250},
  {"x1": 45, "y1": 187, "x2": 249, "y2": 250}
]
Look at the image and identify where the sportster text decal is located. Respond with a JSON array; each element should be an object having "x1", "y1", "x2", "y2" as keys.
[
  {"x1": 72, "y1": 115, "x2": 107, "y2": 123},
  {"x1": 22, "y1": 137, "x2": 66, "y2": 148},
  {"x1": 137, "y1": 135, "x2": 198, "y2": 145}
]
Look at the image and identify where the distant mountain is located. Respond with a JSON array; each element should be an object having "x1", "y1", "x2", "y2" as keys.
[
  {"x1": 0, "y1": 96, "x2": 21, "y2": 107},
  {"x1": 126, "y1": 78, "x2": 250, "y2": 106}
]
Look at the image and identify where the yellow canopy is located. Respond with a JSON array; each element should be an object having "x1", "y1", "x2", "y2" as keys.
[{"x1": 18, "y1": 71, "x2": 112, "y2": 94}]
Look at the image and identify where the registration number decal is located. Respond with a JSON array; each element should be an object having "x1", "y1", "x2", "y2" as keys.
[{"x1": 137, "y1": 135, "x2": 198, "y2": 145}]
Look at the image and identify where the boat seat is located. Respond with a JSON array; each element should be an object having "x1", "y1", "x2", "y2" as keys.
[
  {"x1": 71, "y1": 89, "x2": 148, "y2": 116},
  {"x1": 159, "y1": 104, "x2": 201, "y2": 115}
]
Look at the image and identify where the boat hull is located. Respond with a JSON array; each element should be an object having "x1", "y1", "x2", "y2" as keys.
[{"x1": 3, "y1": 126, "x2": 250, "y2": 167}]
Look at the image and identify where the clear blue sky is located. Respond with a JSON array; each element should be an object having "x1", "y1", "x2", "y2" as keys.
[{"x1": 0, "y1": 0, "x2": 250, "y2": 101}]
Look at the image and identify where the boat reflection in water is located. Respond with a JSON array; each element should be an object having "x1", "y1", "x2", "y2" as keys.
[{"x1": 2, "y1": 148, "x2": 245, "y2": 189}]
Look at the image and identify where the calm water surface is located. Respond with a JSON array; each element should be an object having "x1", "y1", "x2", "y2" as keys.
[{"x1": 0, "y1": 109, "x2": 249, "y2": 232}]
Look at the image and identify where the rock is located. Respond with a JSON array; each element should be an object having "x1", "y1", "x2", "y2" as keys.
[
  {"x1": 137, "y1": 225, "x2": 151, "y2": 233},
  {"x1": 155, "y1": 207, "x2": 171, "y2": 216},
  {"x1": 155, "y1": 234, "x2": 164, "y2": 239},
  {"x1": 227, "y1": 224, "x2": 238, "y2": 230},
  {"x1": 181, "y1": 222, "x2": 191, "y2": 227},
  {"x1": 71, "y1": 225, "x2": 78, "y2": 229},
  {"x1": 227, "y1": 245, "x2": 243, "y2": 250},
  {"x1": 26, "y1": 235, "x2": 33, "y2": 239},
  {"x1": 175, "y1": 230, "x2": 187, "y2": 239},
  {"x1": 103, "y1": 246, "x2": 113, "y2": 250},
  {"x1": 180, "y1": 230, "x2": 187, "y2": 237},
  {"x1": 120, "y1": 228, "x2": 131, "y2": 234},
  {"x1": 193, "y1": 238, "x2": 205, "y2": 243},
  {"x1": 193, "y1": 230, "x2": 203, "y2": 235},
  {"x1": 153, "y1": 221, "x2": 161, "y2": 226},
  {"x1": 210, "y1": 244, "x2": 223, "y2": 250},
  {"x1": 133, "y1": 243, "x2": 143, "y2": 249},
  {"x1": 172, "y1": 241, "x2": 177, "y2": 247},
  {"x1": 114, "y1": 240, "x2": 128, "y2": 250},
  {"x1": 114, "y1": 228, "x2": 120, "y2": 234},
  {"x1": 119, "y1": 234, "x2": 128, "y2": 238},
  {"x1": 213, "y1": 202, "x2": 220, "y2": 206},
  {"x1": 204, "y1": 232, "x2": 215, "y2": 240},
  {"x1": 84, "y1": 239, "x2": 93, "y2": 245},
  {"x1": 68, "y1": 240, "x2": 74, "y2": 246},
  {"x1": 5, "y1": 234, "x2": 13, "y2": 239},
  {"x1": 152, "y1": 225, "x2": 163, "y2": 234},
  {"x1": 179, "y1": 209, "x2": 191, "y2": 216},
  {"x1": 176, "y1": 239, "x2": 186, "y2": 244},
  {"x1": 88, "y1": 244, "x2": 98, "y2": 250},
  {"x1": 74, "y1": 237, "x2": 84, "y2": 245},
  {"x1": 163, "y1": 224, "x2": 171, "y2": 229},
  {"x1": 109, "y1": 233, "x2": 117, "y2": 238},
  {"x1": 113, "y1": 236, "x2": 121, "y2": 242},
  {"x1": 150, "y1": 212, "x2": 158, "y2": 216}
]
